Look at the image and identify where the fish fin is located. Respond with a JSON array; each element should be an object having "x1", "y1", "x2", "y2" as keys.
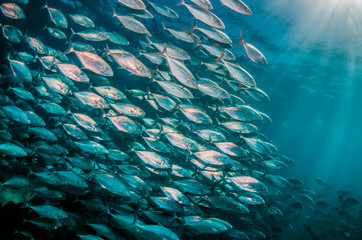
[
  {"x1": 22, "y1": 29, "x2": 29, "y2": 40},
  {"x1": 161, "y1": 21, "x2": 166, "y2": 31},
  {"x1": 143, "y1": 36, "x2": 153, "y2": 49},
  {"x1": 153, "y1": 43, "x2": 167, "y2": 56},
  {"x1": 185, "y1": 144, "x2": 192, "y2": 162},
  {"x1": 188, "y1": 22, "x2": 197, "y2": 33},
  {"x1": 40, "y1": 0, "x2": 48, "y2": 10},
  {"x1": 211, "y1": 105, "x2": 219, "y2": 119},
  {"x1": 153, "y1": 123, "x2": 163, "y2": 138},
  {"x1": 191, "y1": 41, "x2": 199, "y2": 49},
  {"x1": 62, "y1": 41, "x2": 75, "y2": 55},
  {"x1": 149, "y1": 66, "x2": 158, "y2": 81},
  {"x1": 215, "y1": 49, "x2": 224, "y2": 61},
  {"x1": 112, "y1": 7, "x2": 117, "y2": 18},
  {"x1": 169, "y1": 210, "x2": 178, "y2": 224},
  {"x1": 47, "y1": 55, "x2": 56, "y2": 70},
  {"x1": 191, "y1": 165, "x2": 198, "y2": 177},
  {"x1": 101, "y1": 43, "x2": 110, "y2": 57},
  {"x1": 69, "y1": 27, "x2": 76, "y2": 41},
  {"x1": 236, "y1": 30, "x2": 245, "y2": 47},
  {"x1": 236, "y1": 80, "x2": 244, "y2": 93},
  {"x1": 219, "y1": 74, "x2": 225, "y2": 84},
  {"x1": 131, "y1": 212, "x2": 138, "y2": 225},
  {"x1": 175, "y1": 0, "x2": 185, "y2": 6}
]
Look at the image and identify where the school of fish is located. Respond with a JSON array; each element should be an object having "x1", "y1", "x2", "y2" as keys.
[{"x1": 0, "y1": 0, "x2": 361, "y2": 239}]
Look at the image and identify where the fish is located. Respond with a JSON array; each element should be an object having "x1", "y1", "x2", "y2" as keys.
[
  {"x1": 220, "y1": 0, "x2": 252, "y2": 15},
  {"x1": 176, "y1": 0, "x2": 225, "y2": 29},
  {"x1": 44, "y1": 26, "x2": 67, "y2": 39},
  {"x1": 154, "y1": 44, "x2": 197, "y2": 89},
  {"x1": 105, "y1": 31, "x2": 129, "y2": 45},
  {"x1": 25, "y1": 36, "x2": 49, "y2": 55},
  {"x1": 63, "y1": 42, "x2": 113, "y2": 77},
  {"x1": 148, "y1": 1, "x2": 179, "y2": 19},
  {"x1": 132, "y1": 9, "x2": 154, "y2": 19},
  {"x1": 144, "y1": 37, "x2": 191, "y2": 61},
  {"x1": 117, "y1": 0, "x2": 146, "y2": 10},
  {"x1": 161, "y1": 22, "x2": 200, "y2": 44},
  {"x1": 155, "y1": 80, "x2": 194, "y2": 99},
  {"x1": 198, "y1": 43, "x2": 236, "y2": 60},
  {"x1": 7, "y1": 55, "x2": 32, "y2": 82},
  {"x1": 0, "y1": 24, "x2": 23, "y2": 43},
  {"x1": 237, "y1": 30, "x2": 268, "y2": 65},
  {"x1": 27, "y1": 205, "x2": 69, "y2": 219},
  {"x1": 55, "y1": 63, "x2": 90, "y2": 83},
  {"x1": 68, "y1": 14, "x2": 95, "y2": 28},
  {"x1": 104, "y1": 46, "x2": 151, "y2": 78},
  {"x1": 71, "y1": 29, "x2": 109, "y2": 42},
  {"x1": 0, "y1": 3, "x2": 26, "y2": 19},
  {"x1": 190, "y1": 0, "x2": 213, "y2": 10},
  {"x1": 0, "y1": 1, "x2": 347, "y2": 240},
  {"x1": 40, "y1": 1, "x2": 68, "y2": 29},
  {"x1": 112, "y1": 9, "x2": 151, "y2": 36},
  {"x1": 190, "y1": 23, "x2": 231, "y2": 45},
  {"x1": 0, "y1": 142, "x2": 27, "y2": 157}
]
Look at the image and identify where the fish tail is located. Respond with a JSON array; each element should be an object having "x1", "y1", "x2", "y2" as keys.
[
  {"x1": 191, "y1": 41, "x2": 199, "y2": 49},
  {"x1": 40, "y1": 0, "x2": 48, "y2": 10},
  {"x1": 62, "y1": 41, "x2": 75, "y2": 55},
  {"x1": 111, "y1": 7, "x2": 117, "y2": 17},
  {"x1": 153, "y1": 43, "x2": 167, "y2": 56},
  {"x1": 215, "y1": 49, "x2": 224, "y2": 61},
  {"x1": 20, "y1": 29, "x2": 28, "y2": 42},
  {"x1": 102, "y1": 43, "x2": 110, "y2": 57},
  {"x1": 47, "y1": 55, "x2": 56, "y2": 70},
  {"x1": 69, "y1": 27, "x2": 76, "y2": 40},
  {"x1": 143, "y1": 36, "x2": 152, "y2": 49},
  {"x1": 161, "y1": 21, "x2": 166, "y2": 31},
  {"x1": 236, "y1": 30, "x2": 245, "y2": 47},
  {"x1": 175, "y1": 0, "x2": 185, "y2": 6},
  {"x1": 188, "y1": 22, "x2": 197, "y2": 33}
]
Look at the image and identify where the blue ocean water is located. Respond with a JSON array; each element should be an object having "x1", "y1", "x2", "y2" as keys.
[
  {"x1": 1, "y1": 0, "x2": 361, "y2": 239},
  {"x1": 239, "y1": 0, "x2": 362, "y2": 192}
]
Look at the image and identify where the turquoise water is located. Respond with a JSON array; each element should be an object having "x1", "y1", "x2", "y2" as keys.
[{"x1": 243, "y1": 0, "x2": 362, "y2": 191}]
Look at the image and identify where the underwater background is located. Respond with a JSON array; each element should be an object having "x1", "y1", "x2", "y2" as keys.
[
  {"x1": 247, "y1": 0, "x2": 362, "y2": 194},
  {"x1": 0, "y1": 0, "x2": 361, "y2": 239}
]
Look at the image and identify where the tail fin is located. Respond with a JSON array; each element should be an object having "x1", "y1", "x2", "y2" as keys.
[
  {"x1": 191, "y1": 41, "x2": 199, "y2": 49},
  {"x1": 236, "y1": 30, "x2": 245, "y2": 47},
  {"x1": 175, "y1": 0, "x2": 185, "y2": 6},
  {"x1": 215, "y1": 49, "x2": 224, "y2": 61},
  {"x1": 40, "y1": 0, "x2": 48, "y2": 10},
  {"x1": 161, "y1": 21, "x2": 167, "y2": 31},
  {"x1": 112, "y1": 8, "x2": 118, "y2": 18},
  {"x1": 69, "y1": 27, "x2": 76, "y2": 41},
  {"x1": 143, "y1": 36, "x2": 153, "y2": 49},
  {"x1": 188, "y1": 23, "x2": 197, "y2": 33},
  {"x1": 20, "y1": 29, "x2": 28, "y2": 42},
  {"x1": 62, "y1": 41, "x2": 75, "y2": 55},
  {"x1": 102, "y1": 43, "x2": 111, "y2": 57},
  {"x1": 153, "y1": 43, "x2": 167, "y2": 56}
]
